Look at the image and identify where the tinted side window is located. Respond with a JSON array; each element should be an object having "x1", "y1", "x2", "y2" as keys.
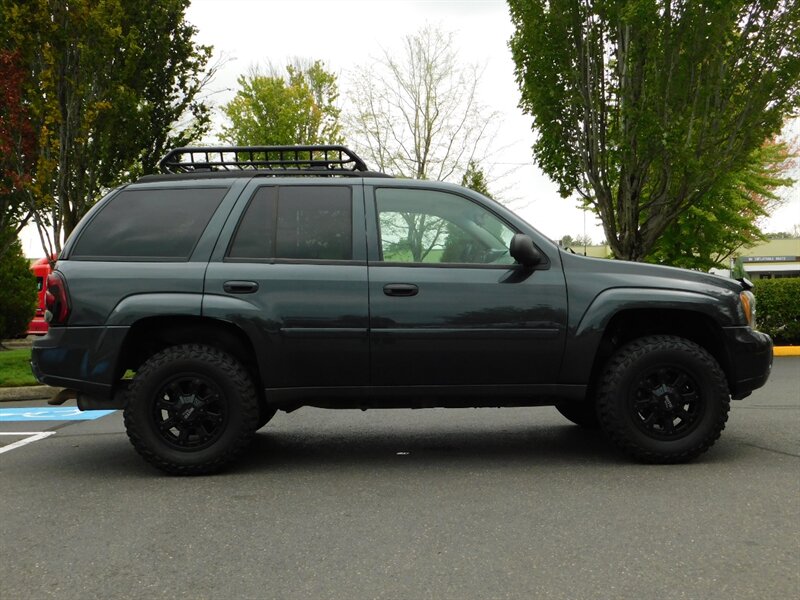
[
  {"x1": 228, "y1": 186, "x2": 352, "y2": 261},
  {"x1": 71, "y1": 187, "x2": 227, "y2": 259},
  {"x1": 227, "y1": 187, "x2": 276, "y2": 259}
]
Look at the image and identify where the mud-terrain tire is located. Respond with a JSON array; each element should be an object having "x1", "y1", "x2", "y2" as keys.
[
  {"x1": 555, "y1": 401, "x2": 599, "y2": 429},
  {"x1": 596, "y1": 335, "x2": 730, "y2": 463},
  {"x1": 124, "y1": 344, "x2": 259, "y2": 475}
]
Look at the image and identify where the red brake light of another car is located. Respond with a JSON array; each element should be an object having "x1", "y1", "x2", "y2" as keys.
[{"x1": 45, "y1": 271, "x2": 70, "y2": 325}]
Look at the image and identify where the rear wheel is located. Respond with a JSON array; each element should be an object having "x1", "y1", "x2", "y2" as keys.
[
  {"x1": 124, "y1": 344, "x2": 259, "y2": 475},
  {"x1": 596, "y1": 335, "x2": 730, "y2": 463}
]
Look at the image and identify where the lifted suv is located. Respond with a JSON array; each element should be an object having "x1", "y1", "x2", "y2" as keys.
[{"x1": 32, "y1": 145, "x2": 773, "y2": 474}]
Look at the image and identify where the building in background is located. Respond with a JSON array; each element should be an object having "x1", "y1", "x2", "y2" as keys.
[
  {"x1": 574, "y1": 239, "x2": 800, "y2": 279},
  {"x1": 735, "y1": 239, "x2": 800, "y2": 280}
]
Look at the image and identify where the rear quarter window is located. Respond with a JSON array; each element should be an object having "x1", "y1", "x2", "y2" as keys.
[{"x1": 70, "y1": 187, "x2": 227, "y2": 260}]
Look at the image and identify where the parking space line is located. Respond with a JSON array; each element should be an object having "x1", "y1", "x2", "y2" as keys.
[{"x1": 0, "y1": 431, "x2": 56, "y2": 454}]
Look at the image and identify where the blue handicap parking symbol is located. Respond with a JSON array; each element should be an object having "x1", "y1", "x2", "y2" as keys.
[{"x1": 0, "y1": 407, "x2": 116, "y2": 421}]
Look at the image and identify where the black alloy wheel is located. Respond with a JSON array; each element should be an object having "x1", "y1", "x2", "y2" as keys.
[
  {"x1": 153, "y1": 374, "x2": 229, "y2": 451},
  {"x1": 629, "y1": 366, "x2": 704, "y2": 440}
]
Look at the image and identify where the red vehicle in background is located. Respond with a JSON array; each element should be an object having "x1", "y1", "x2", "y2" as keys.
[{"x1": 28, "y1": 256, "x2": 53, "y2": 336}]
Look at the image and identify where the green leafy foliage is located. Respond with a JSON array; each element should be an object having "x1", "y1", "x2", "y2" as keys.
[
  {"x1": 222, "y1": 61, "x2": 342, "y2": 146},
  {"x1": 461, "y1": 161, "x2": 493, "y2": 198},
  {"x1": 2, "y1": 0, "x2": 213, "y2": 250},
  {"x1": 649, "y1": 141, "x2": 795, "y2": 270},
  {"x1": 0, "y1": 232, "x2": 36, "y2": 340},
  {"x1": 509, "y1": 0, "x2": 800, "y2": 262},
  {"x1": 753, "y1": 278, "x2": 800, "y2": 345}
]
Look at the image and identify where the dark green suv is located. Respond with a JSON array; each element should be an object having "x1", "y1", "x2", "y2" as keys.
[{"x1": 31, "y1": 145, "x2": 773, "y2": 474}]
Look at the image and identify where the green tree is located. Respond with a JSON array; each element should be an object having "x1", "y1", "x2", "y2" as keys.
[
  {"x1": 222, "y1": 61, "x2": 342, "y2": 146},
  {"x1": 765, "y1": 225, "x2": 800, "y2": 239},
  {"x1": 0, "y1": 230, "x2": 36, "y2": 341},
  {"x1": 560, "y1": 234, "x2": 593, "y2": 248},
  {"x1": 461, "y1": 160, "x2": 493, "y2": 198},
  {"x1": 650, "y1": 141, "x2": 795, "y2": 270},
  {"x1": 2, "y1": 0, "x2": 213, "y2": 254},
  {"x1": 509, "y1": 0, "x2": 800, "y2": 262}
]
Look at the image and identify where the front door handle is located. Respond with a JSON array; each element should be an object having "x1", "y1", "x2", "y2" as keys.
[
  {"x1": 224, "y1": 280, "x2": 259, "y2": 294},
  {"x1": 383, "y1": 283, "x2": 419, "y2": 297}
]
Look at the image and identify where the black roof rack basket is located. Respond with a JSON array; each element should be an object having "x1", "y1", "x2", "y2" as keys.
[{"x1": 158, "y1": 145, "x2": 369, "y2": 175}]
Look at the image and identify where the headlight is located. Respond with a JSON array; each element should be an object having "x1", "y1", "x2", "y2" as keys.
[{"x1": 740, "y1": 290, "x2": 756, "y2": 327}]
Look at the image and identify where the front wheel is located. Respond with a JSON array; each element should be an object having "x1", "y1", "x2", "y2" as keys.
[
  {"x1": 596, "y1": 335, "x2": 730, "y2": 463},
  {"x1": 124, "y1": 344, "x2": 259, "y2": 475}
]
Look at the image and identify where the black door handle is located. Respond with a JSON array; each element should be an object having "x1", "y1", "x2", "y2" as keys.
[
  {"x1": 383, "y1": 283, "x2": 419, "y2": 297},
  {"x1": 224, "y1": 280, "x2": 259, "y2": 294}
]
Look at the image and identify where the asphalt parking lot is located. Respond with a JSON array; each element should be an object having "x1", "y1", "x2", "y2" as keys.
[{"x1": 1, "y1": 358, "x2": 798, "y2": 600}]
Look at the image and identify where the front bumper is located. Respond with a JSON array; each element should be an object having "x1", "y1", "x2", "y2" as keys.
[{"x1": 723, "y1": 326, "x2": 773, "y2": 399}]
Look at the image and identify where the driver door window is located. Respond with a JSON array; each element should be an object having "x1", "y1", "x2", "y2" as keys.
[{"x1": 376, "y1": 188, "x2": 516, "y2": 265}]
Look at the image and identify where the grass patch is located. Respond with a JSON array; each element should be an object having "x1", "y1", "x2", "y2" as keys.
[{"x1": 0, "y1": 348, "x2": 37, "y2": 387}]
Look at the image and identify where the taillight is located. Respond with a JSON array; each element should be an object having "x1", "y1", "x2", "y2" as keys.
[{"x1": 45, "y1": 271, "x2": 70, "y2": 325}]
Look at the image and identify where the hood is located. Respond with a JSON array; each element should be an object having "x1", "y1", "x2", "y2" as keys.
[{"x1": 559, "y1": 250, "x2": 745, "y2": 296}]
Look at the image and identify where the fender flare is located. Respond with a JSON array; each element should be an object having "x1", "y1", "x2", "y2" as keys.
[{"x1": 561, "y1": 288, "x2": 730, "y2": 384}]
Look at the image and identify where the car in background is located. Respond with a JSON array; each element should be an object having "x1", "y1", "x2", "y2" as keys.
[{"x1": 27, "y1": 256, "x2": 53, "y2": 336}]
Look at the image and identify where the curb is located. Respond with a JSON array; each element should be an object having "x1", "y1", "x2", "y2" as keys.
[
  {"x1": 774, "y1": 346, "x2": 800, "y2": 357},
  {"x1": 0, "y1": 385, "x2": 62, "y2": 403}
]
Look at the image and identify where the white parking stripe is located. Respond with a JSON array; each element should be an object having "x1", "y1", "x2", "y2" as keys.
[{"x1": 0, "y1": 431, "x2": 56, "y2": 454}]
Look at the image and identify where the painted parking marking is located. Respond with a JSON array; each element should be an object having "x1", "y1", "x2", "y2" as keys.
[
  {"x1": 0, "y1": 407, "x2": 116, "y2": 422},
  {"x1": 0, "y1": 431, "x2": 56, "y2": 454}
]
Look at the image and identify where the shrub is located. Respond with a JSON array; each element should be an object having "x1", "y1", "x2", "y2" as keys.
[
  {"x1": 0, "y1": 234, "x2": 37, "y2": 340},
  {"x1": 753, "y1": 278, "x2": 800, "y2": 345}
]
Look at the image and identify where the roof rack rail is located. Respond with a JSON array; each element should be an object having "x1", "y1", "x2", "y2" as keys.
[{"x1": 158, "y1": 145, "x2": 369, "y2": 174}]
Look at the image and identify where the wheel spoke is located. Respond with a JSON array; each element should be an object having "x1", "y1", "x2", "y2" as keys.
[
  {"x1": 157, "y1": 397, "x2": 178, "y2": 411},
  {"x1": 177, "y1": 426, "x2": 191, "y2": 444},
  {"x1": 660, "y1": 416, "x2": 676, "y2": 434},
  {"x1": 158, "y1": 414, "x2": 179, "y2": 430},
  {"x1": 672, "y1": 372, "x2": 689, "y2": 390},
  {"x1": 642, "y1": 411, "x2": 658, "y2": 426}
]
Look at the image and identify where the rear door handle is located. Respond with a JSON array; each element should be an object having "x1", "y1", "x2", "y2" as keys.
[
  {"x1": 383, "y1": 283, "x2": 419, "y2": 297},
  {"x1": 223, "y1": 280, "x2": 259, "y2": 294}
]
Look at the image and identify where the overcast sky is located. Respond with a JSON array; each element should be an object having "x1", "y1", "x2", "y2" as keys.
[{"x1": 19, "y1": 0, "x2": 800, "y2": 256}]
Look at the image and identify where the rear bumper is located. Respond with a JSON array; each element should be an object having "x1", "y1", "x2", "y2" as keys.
[
  {"x1": 31, "y1": 325, "x2": 129, "y2": 399},
  {"x1": 723, "y1": 326, "x2": 773, "y2": 399}
]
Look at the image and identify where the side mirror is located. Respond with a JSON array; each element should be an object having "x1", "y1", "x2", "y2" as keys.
[{"x1": 510, "y1": 233, "x2": 543, "y2": 267}]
